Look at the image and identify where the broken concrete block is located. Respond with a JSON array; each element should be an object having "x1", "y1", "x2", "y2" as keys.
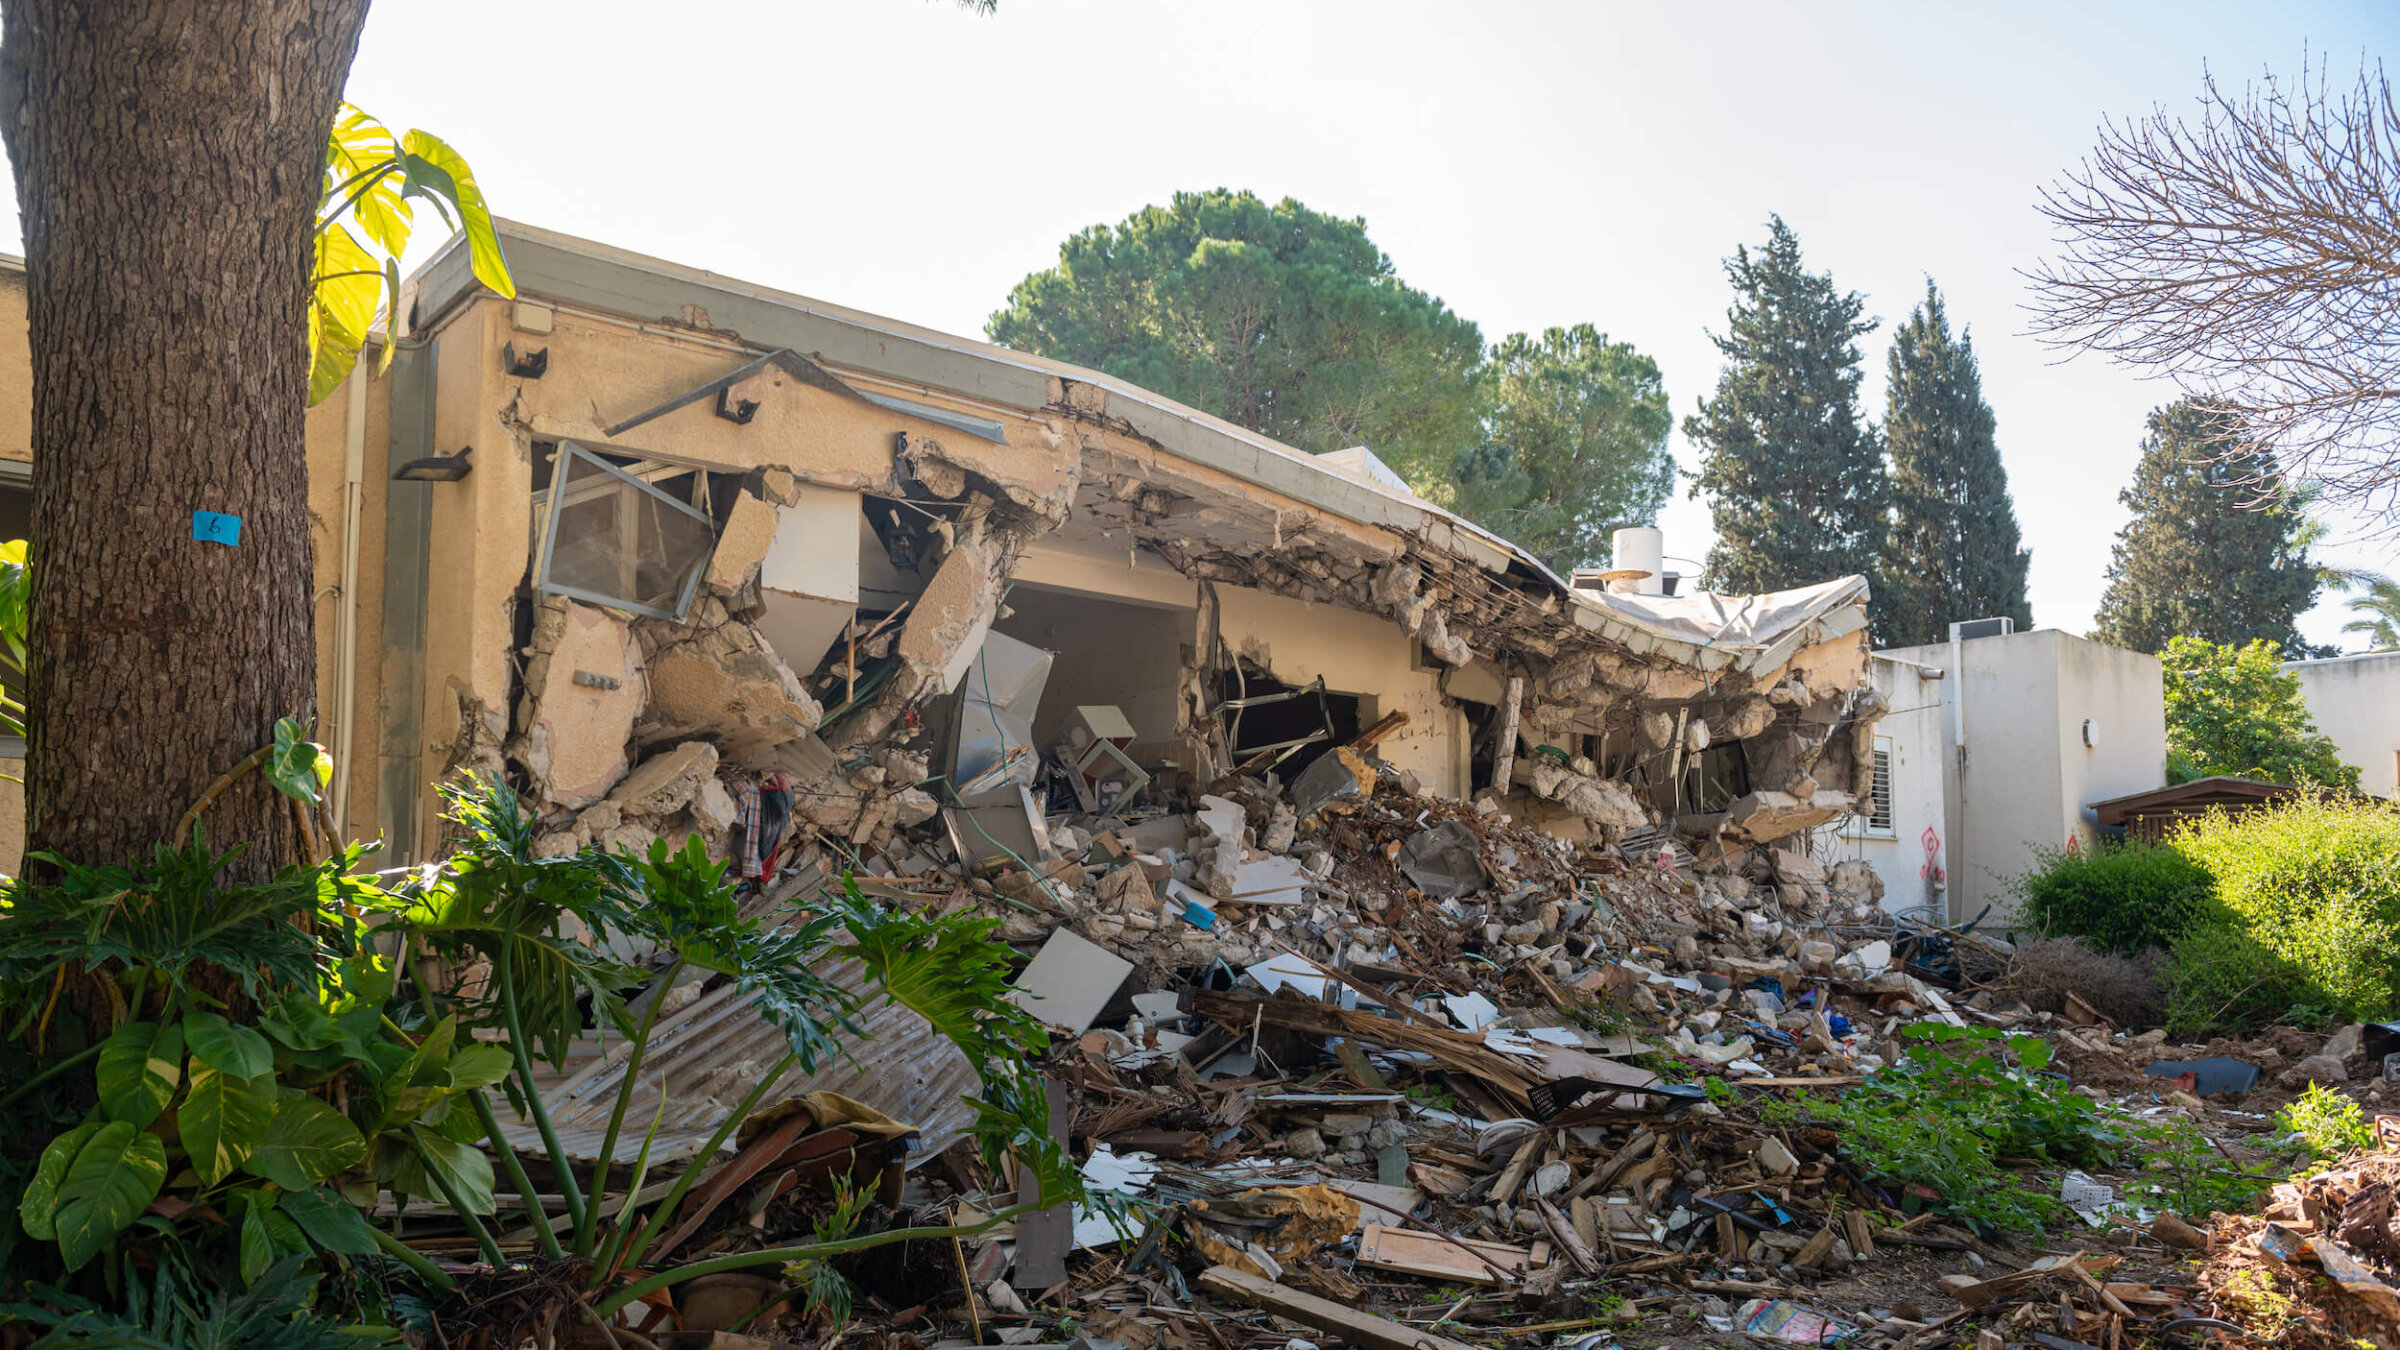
[
  {"x1": 520, "y1": 601, "x2": 644, "y2": 809},
  {"x1": 1720, "y1": 695, "x2": 1777, "y2": 740},
  {"x1": 2324, "y1": 1023, "x2": 2365, "y2": 1064},
  {"x1": 891, "y1": 787, "x2": 940, "y2": 827},
  {"x1": 691, "y1": 776, "x2": 738, "y2": 837},
  {"x1": 1636, "y1": 709, "x2": 1678, "y2": 749},
  {"x1": 1096, "y1": 863, "x2": 1156, "y2": 912},
  {"x1": 1755, "y1": 1137, "x2": 1799, "y2": 1177},
  {"x1": 1196, "y1": 794, "x2": 1248, "y2": 848},
  {"x1": 704, "y1": 492, "x2": 782, "y2": 592},
  {"x1": 608, "y1": 741, "x2": 720, "y2": 818},
  {"x1": 2293, "y1": 1053, "x2": 2349, "y2": 1087},
  {"x1": 642, "y1": 618, "x2": 824, "y2": 767},
  {"x1": 1769, "y1": 850, "x2": 1826, "y2": 889},
  {"x1": 1525, "y1": 760, "x2": 1647, "y2": 835},
  {"x1": 1827, "y1": 859, "x2": 1884, "y2": 905},
  {"x1": 1719, "y1": 789, "x2": 1851, "y2": 844},
  {"x1": 1262, "y1": 801, "x2": 1297, "y2": 854}
]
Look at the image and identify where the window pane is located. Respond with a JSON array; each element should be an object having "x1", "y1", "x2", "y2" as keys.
[{"x1": 539, "y1": 448, "x2": 716, "y2": 617}]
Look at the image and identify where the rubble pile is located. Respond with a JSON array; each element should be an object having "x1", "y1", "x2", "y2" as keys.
[
  {"x1": 563, "y1": 719, "x2": 2239, "y2": 1345},
  {"x1": 2198, "y1": 1120, "x2": 2400, "y2": 1348}
]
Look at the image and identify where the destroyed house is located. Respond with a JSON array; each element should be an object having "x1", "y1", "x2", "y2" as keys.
[{"x1": 0, "y1": 223, "x2": 1884, "y2": 883}]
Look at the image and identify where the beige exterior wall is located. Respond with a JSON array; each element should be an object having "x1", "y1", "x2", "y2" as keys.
[{"x1": 2287, "y1": 652, "x2": 2400, "y2": 795}]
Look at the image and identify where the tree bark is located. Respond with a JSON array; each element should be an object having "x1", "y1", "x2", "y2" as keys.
[{"x1": 0, "y1": 0, "x2": 370, "y2": 872}]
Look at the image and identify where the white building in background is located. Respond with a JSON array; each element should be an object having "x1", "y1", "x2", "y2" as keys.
[
  {"x1": 1840, "y1": 625, "x2": 2167, "y2": 932},
  {"x1": 2284, "y1": 651, "x2": 2400, "y2": 796}
]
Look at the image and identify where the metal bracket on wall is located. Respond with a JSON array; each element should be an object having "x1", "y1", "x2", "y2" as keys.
[
  {"x1": 503, "y1": 341, "x2": 549, "y2": 379},
  {"x1": 715, "y1": 386, "x2": 760, "y2": 424}
]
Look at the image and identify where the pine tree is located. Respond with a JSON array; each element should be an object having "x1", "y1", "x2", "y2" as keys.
[
  {"x1": 2091, "y1": 400, "x2": 2320, "y2": 653},
  {"x1": 1686, "y1": 217, "x2": 1888, "y2": 616},
  {"x1": 1878, "y1": 282, "x2": 2033, "y2": 647}
]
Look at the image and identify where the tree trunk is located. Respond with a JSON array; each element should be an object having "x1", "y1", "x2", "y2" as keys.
[{"x1": 0, "y1": 0, "x2": 370, "y2": 873}]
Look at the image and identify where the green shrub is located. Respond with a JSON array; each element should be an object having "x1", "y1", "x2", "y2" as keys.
[
  {"x1": 2014, "y1": 838, "x2": 2212, "y2": 956},
  {"x1": 2278, "y1": 1083, "x2": 2375, "y2": 1160},
  {"x1": 2170, "y1": 796, "x2": 2400, "y2": 1027},
  {"x1": 2160, "y1": 921, "x2": 2308, "y2": 1037},
  {"x1": 1826, "y1": 1024, "x2": 2130, "y2": 1232}
]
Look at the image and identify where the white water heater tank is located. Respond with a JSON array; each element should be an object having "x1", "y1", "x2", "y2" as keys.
[{"x1": 1611, "y1": 527, "x2": 1665, "y2": 595}]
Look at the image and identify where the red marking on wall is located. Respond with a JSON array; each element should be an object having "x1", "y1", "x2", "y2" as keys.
[{"x1": 1920, "y1": 826, "x2": 1945, "y2": 882}]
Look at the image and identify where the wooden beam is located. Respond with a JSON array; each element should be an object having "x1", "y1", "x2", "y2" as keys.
[{"x1": 1198, "y1": 1265, "x2": 1489, "y2": 1350}]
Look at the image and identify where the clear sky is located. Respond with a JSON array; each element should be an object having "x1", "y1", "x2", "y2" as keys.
[{"x1": 41, "y1": 2, "x2": 2400, "y2": 645}]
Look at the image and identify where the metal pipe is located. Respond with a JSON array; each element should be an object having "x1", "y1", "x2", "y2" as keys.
[{"x1": 332, "y1": 360, "x2": 368, "y2": 839}]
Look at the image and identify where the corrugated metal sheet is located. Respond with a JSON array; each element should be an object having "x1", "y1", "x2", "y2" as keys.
[{"x1": 503, "y1": 960, "x2": 981, "y2": 1167}]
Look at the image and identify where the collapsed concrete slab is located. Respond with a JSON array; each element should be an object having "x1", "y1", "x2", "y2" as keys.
[
  {"x1": 636, "y1": 599, "x2": 825, "y2": 767},
  {"x1": 515, "y1": 599, "x2": 646, "y2": 809}
]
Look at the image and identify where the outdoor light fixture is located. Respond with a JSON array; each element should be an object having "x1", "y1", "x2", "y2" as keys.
[{"x1": 394, "y1": 445, "x2": 474, "y2": 482}]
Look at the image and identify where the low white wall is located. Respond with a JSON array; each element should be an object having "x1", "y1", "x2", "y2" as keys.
[{"x1": 2287, "y1": 652, "x2": 2400, "y2": 795}]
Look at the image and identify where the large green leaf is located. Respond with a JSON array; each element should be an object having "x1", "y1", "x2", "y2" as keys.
[
  {"x1": 184, "y1": 1011, "x2": 274, "y2": 1079},
  {"x1": 400, "y1": 129, "x2": 514, "y2": 299},
  {"x1": 179, "y1": 1066, "x2": 275, "y2": 1185},
  {"x1": 95, "y1": 1020, "x2": 183, "y2": 1128},
  {"x1": 266, "y1": 716, "x2": 333, "y2": 806},
  {"x1": 398, "y1": 1128, "x2": 496, "y2": 1216},
  {"x1": 17, "y1": 1121, "x2": 99, "y2": 1241},
  {"x1": 281, "y1": 1184, "x2": 380, "y2": 1256},
  {"x1": 0, "y1": 537, "x2": 27, "y2": 669},
  {"x1": 445, "y1": 1043, "x2": 513, "y2": 1091},
  {"x1": 244, "y1": 1094, "x2": 368, "y2": 1190},
  {"x1": 238, "y1": 1195, "x2": 276, "y2": 1285},
  {"x1": 51, "y1": 1121, "x2": 168, "y2": 1271}
]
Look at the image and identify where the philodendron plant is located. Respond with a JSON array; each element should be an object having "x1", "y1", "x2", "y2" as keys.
[
  {"x1": 386, "y1": 774, "x2": 1083, "y2": 1327},
  {"x1": 0, "y1": 767, "x2": 1082, "y2": 1341}
]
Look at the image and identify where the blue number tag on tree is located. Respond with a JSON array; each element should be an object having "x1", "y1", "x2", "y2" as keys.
[{"x1": 192, "y1": 511, "x2": 243, "y2": 546}]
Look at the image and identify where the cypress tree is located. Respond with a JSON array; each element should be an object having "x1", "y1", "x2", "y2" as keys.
[
  {"x1": 1879, "y1": 282, "x2": 2033, "y2": 647},
  {"x1": 1686, "y1": 217, "x2": 1888, "y2": 617},
  {"x1": 2091, "y1": 399, "x2": 2320, "y2": 653}
]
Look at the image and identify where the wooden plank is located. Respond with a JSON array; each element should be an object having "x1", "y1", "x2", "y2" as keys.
[
  {"x1": 2308, "y1": 1234, "x2": 2400, "y2": 1319},
  {"x1": 1537, "y1": 1199, "x2": 1600, "y2": 1275},
  {"x1": 1354, "y1": 1224, "x2": 1540, "y2": 1285},
  {"x1": 1492, "y1": 1133, "x2": 1544, "y2": 1205},
  {"x1": 1844, "y1": 1208, "x2": 1876, "y2": 1259},
  {"x1": 1198, "y1": 1265, "x2": 1487, "y2": 1350},
  {"x1": 1491, "y1": 677, "x2": 1525, "y2": 795}
]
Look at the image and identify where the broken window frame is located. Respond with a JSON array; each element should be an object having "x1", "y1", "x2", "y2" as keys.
[{"x1": 530, "y1": 441, "x2": 719, "y2": 621}]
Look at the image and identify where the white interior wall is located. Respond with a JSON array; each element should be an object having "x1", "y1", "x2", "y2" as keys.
[
  {"x1": 991, "y1": 584, "x2": 1189, "y2": 759},
  {"x1": 1211, "y1": 585, "x2": 1469, "y2": 798}
]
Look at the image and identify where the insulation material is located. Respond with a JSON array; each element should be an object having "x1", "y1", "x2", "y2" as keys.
[{"x1": 1572, "y1": 576, "x2": 1870, "y2": 664}]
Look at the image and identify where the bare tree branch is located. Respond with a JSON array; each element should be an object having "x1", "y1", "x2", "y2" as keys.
[{"x1": 2027, "y1": 56, "x2": 2400, "y2": 520}]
